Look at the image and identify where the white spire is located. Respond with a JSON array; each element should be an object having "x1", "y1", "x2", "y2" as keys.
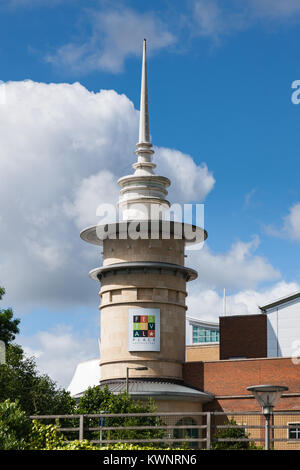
[
  {"x1": 135, "y1": 38, "x2": 154, "y2": 169},
  {"x1": 139, "y1": 39, "x2": 150, "y2": 144},
  {"x1": 117, "y1": 40, "x2": 171, "y2": 220}
]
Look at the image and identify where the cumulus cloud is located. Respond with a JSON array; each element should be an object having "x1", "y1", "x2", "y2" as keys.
[
  {"x1": 21, "y1": 326, "x2": 99, "y2": 388},
  {"x1": 46, "y1": 7, "x2": 176, "y2": 74},
  {"x1": 187, "y1": 281, "x2": 300, "y2": 323},
  {"x1": 0, "y1": 81, "x2": 136, "y2": 312},
  {"x1": 283, "y1": 203, "x2": 300, "y2": 240},
  {"x1": 0, "y1": 79, "x2": 214, "y2": 314},
  {"x1": 265, "y1": 203, "x2": 300, "y2": 241},
  {"x1": 187, "y1": 236, "x2": 280, "y2": 291},
  {"x1": 156, "y1": 147, "x2": 215, "y2": 203},
  {"x1": 185, "y1": 235, "x2": 283, "y2": 322},
  {"x1": 65, "y1": 170, "x2": 120, "y2": 229}
]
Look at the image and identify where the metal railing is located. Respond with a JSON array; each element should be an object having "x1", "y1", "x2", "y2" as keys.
[{"x1": 29, "y1": 411, "x2": 300, "y2": 449}]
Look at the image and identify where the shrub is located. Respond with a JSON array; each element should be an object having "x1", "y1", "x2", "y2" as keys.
[
  {"x1": 211, "y1": 418, "x2": 259, "y2": 450},
  {"x1": 77, "y1": 386, "x2": 166, "y2": 445},
  {"x1": 53, "y1": 440, "x2": 98, "y2": 450},
  {"x1": 53, "y1": 442, "x2": 187, "y2": 451},
  {"x1": 99, "y1": 443, "x2": 187, "y2": 450},
  {"x1": 29, "y1": 420, "x2": 65, "y2": 450},
  {"x1": 0, "y1": 399, "x2": 31, "y2": 450}
]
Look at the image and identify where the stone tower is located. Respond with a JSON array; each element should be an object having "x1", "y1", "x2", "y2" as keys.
[{"x1": 80, "y1": 40, "x2": 210, "y2": 408}]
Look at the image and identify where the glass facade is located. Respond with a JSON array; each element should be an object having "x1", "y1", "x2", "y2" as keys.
[{"x1": 192, "y1": 325, "x2": 220, "y2": 344}]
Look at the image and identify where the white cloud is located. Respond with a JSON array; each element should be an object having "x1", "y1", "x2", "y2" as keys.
[
  {"x1": 244, "y1": 188, "x2": 256, "y2": 207},
  {"x1": 282, "y1": 203, "x2": 300, "y2": 240},
  {"x1": 21, "y1": 326, "x2": 99, "y2": 388},
  {"x1": 156, "y1": 147, "x2": 215, "y2": 203},
  {"x1": 193, "y1": 0, "x2": 223, "y2": 38},
  {"x1": 192, "y1": 0, "x2": 245, "y2": 40},
  {"x1": 0, "y1": 81, "x2": 136, "y2": 311},
  {"x1": 187, "y1": 236, "x2": 280, "y2": 291},
  {"x1": 249, "y1": 0, "x2": 300, "y2": 19},
  {"x1": 46, "y1": 7, "x2": 176, "y2": 74},
  {"x1": 0, "y1": 79, "x2": 214, "y2": 313},
  {"x1": 265, "y1": 203, "x2": 300, "y2": 241},
  {"x1": 185, "y1": 235, "x2": 283, "y2": 323},
  {"x1": 187, "y1": 288, "x2": 223, "y2": 320},
  {"x1": 191, "y1": 0, "x2": 300, "y2": 40},
  {"x1": 187, "y1": 281, "x2": 300, "y2": 323},
  {"x1": 65, "y1": 170, "x2": 119, "y2": 229}
]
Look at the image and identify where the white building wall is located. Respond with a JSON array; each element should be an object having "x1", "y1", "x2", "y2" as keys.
[
  {"x1": 186, "y1": 318, "x2": 193, "y2": 345},
  {"x1": 267, "y1": 297, "x2": 300, "y2": 358}
]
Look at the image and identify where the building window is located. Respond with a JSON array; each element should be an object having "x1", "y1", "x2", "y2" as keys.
[
  {"x1": 288, "y1": 423, "x2": 300, "y2": 440},
  {"x1": 192, "y1": 325, "x2": 219, "y2": 344},
  {"x1": 173, "y1": 417, "x2": 199, "y2": 449}
]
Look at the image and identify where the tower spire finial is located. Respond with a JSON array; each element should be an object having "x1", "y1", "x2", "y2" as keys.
[
  {"x1": 117, "y1": 40, "x2": 170, "y2": 220},
  {"x1": 139, "y1": 38, "x2": 150, "y2": 144}
]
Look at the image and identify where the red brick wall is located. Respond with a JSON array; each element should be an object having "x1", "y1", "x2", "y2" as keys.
[
  {"x1": 220, "y1": 314, "x2": 267, "y2": 360},
  {"x1": 183, "y1": 357, "x2": 300, "y2": 411}
]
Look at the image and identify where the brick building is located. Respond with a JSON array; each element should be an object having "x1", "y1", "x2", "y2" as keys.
[
  {"x1": 182, "y1": 292, "x2": 300, "y2": 448},
  {"x1": 184, "y1": 291, "x2": 300, "y2": 412}
]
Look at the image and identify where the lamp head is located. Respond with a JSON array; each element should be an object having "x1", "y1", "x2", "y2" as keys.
[{"x1": 247, "y1": 385, "x2": 288, "y2": 413}]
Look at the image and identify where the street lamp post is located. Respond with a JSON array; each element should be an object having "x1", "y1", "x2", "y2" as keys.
[
  {"x1": 247, "y1": 384, "x2": 288, "y2": 450},
  {"x1": 126, "y1": 366, "x2": 148, "y2": 394}
]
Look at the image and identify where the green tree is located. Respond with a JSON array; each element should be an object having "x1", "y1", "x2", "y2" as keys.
[
  {"x1": 77, "y1": 386, "x2": 165, "y2": 445},
  {"x1": 0, "y1": 287, "x2": 20, "y2": 345},
  {"x1": 211, "y1": 418, "x2": 258, "y2": 450},
  {"x1": 0, "y1": 399, "x2": 31, "y2": 450},
  {"x1": 0, "y1": 286, "x2": 76, "y2": 416},
  {"x1": 77, "y1": 385, "x2": 113, "y2": 414},
  {"x1": 0, "y1": 344, "x2": 75, "y2": 415}
]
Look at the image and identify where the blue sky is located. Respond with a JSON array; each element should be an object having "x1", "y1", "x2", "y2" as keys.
[{"x1": 0, "y1": 0, "x2": 300, "y2": 386}]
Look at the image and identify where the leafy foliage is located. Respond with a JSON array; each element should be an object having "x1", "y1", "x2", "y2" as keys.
[
  {"x1": 0, "y1": 399, "x2": 31, "y2": 450},
  {"x1": 54, "y1": 439, "x2": 98, "y2": 450},
  {"x1": 29, "y1": 420, "x2": 65, "y2": 450},
  {"x1": 0, "y1": 285, "x2": 76, "y2": 416},
  {"x1": 211, "y1": 418, "x2": 259, "y2": 450},
  {"x1": 77, "y1": 386, "x2": 165, "y2": 444},
  {"x1": 0, "y1": 399, "x2": 186, "y2": 451},
  {"x1": 77, "y1": 385, "x2": 112, "y2": 414},
  {"x1": 0, "y1": 287, "x2": 20, "y2": 345},
  {"x1": 0, "y1": 343, "x2": 76, "y2": 415},
  {"x1": 55, "y1": 442, "x2": 187, "y2": 450},
  {"x1": 99, "y1": 443, "x2": 187, "y2": 450}
]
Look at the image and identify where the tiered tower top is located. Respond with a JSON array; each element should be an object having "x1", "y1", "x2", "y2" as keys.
[
  {"x1": 80, "y1": 40, "x2": 207, "y2": 248},
  {"x1": 118, "y1": 39, "x2": 170, "y2": 221}
]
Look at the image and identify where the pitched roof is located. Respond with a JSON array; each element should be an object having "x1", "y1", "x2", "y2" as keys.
[{"x1": 259, "y1": 291, "x2": 300, "y2": 312}]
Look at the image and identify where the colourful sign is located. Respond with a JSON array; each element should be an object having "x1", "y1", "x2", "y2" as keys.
[{"x1": 128, "y1": 308, "x2": 160, "y2": 351}]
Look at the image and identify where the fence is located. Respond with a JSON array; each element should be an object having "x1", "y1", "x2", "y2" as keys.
[{"x1": 29, "y1": 411, "x2": 300, "y2": 450}]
